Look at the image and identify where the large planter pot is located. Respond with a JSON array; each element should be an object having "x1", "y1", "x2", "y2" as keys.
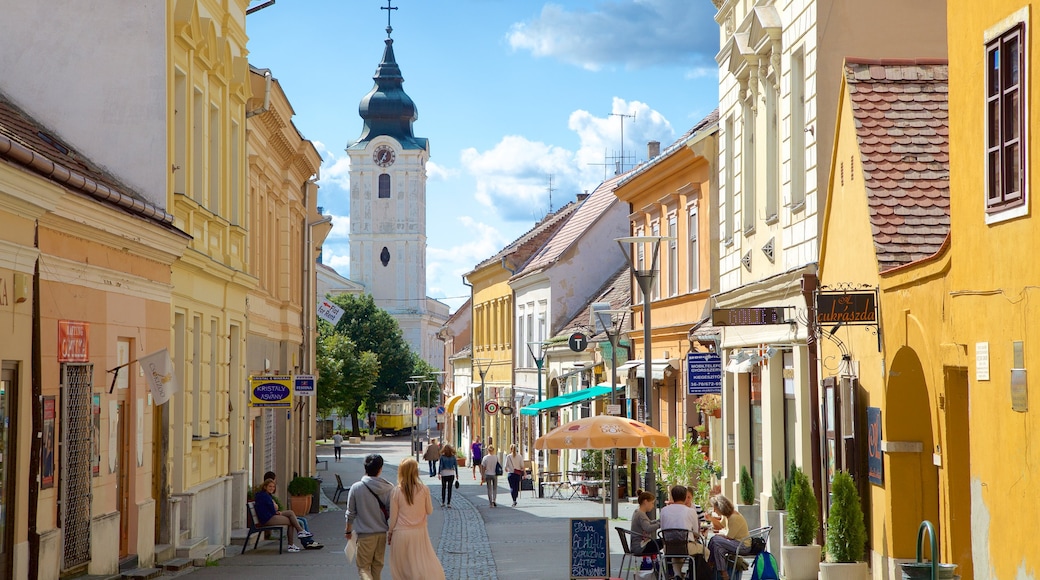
[
  {"x1": 364, "y1": 434, "x2": 377, "y2": 442},
  {"x1": 782, "y1": 544, "x2": 822, "y2": 580},
  {"x1": 766, "y1": 510, "x2": 785, "y2": 571},
  {"x1": 901, "y1": 562, "x2": 958, "y2": 580},
  {"x1": 736, "y1": 503, "x2": 760, "y2": 530},
  {"x1": 820, "y1": 562, "x2": 868, "y2": 580},
  {"x1": 289, "y1": 495, "x2": 312, "y2": 516}
]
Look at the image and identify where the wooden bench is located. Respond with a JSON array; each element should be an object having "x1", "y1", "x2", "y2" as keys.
[{"x1": 243, "y1": 501, "x2": 288, "y2": 554}]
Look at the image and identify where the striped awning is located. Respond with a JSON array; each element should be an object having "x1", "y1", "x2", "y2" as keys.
[{"x1": 446, "y1": 394, "x2": 472, "y2": 415}]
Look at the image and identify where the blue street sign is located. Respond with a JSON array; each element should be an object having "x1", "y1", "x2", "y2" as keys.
[
  {"x1": 687, "y1": 352, "x2": 722, "y2": 395},
  {"x1": 414, "y1": 408, "x2": 423, "y2": 417},
  {"x1": 436, "y1": 405, "x2": 446, "y2": 415}
]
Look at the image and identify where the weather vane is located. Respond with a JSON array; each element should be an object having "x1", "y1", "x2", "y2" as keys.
[{"x1": 381, "y1": 0, "x2": 398, "y2": 37}]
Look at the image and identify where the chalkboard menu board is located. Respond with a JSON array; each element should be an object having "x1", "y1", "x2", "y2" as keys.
[{"x1": 570, "y1": 517, "x2": 609, "y2": 579}]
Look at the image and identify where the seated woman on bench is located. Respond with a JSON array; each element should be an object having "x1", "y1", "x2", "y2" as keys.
[{"x1": 255, "y1": 478, "x2": 316, "y2": 552}]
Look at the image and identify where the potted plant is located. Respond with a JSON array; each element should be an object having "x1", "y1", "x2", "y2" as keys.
[
  {"x1": 287, "y1": 475, "x2": 318, "y2": 515},
  {"x1": 783, "y1": 467, "x2": 821, "y2": 580},
  {"x1": 767, "y1": 471, "x2": 788, "y2": 572},
  {"x1": 580, "y1": 450, "x2": 605, "y2": 497},
  {"x1": 820, "y1": 471, "x2": 868, "y2": 580},
  {"x1": 697, "y1": 394, "x2": 722, "y2": 418},
  {"x1": 659, "y1": 437, "x2": 714, "y2": 508},
  {"x1": 737, "y1": 465, "x2": 760, "y2": 529}
]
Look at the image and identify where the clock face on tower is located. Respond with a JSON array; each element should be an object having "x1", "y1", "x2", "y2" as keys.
[{"x1": 373, "y1": 145, "x2": 396, "y2": 167}]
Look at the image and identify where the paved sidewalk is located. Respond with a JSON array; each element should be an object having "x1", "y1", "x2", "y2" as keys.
[{"x1": 182, "y1": 435, "x2": 638, "y2": 579}]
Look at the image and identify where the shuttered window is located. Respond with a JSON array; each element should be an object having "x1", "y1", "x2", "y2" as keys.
[{"x1": 986, "y1": 24, "x2": 1025, "y2": 210}]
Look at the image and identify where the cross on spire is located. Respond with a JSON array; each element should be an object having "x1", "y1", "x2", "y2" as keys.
[{"x1": 381, "y1": 0, "x2": 398, "y2": 37}]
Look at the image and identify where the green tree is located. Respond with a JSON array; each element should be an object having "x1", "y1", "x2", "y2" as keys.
[
  {"x1": 327, "y1": 294, "x2": 414, "y2": 406},
  {"x1": 316, "y1": 331, "x2": 380, "y2": 437}
]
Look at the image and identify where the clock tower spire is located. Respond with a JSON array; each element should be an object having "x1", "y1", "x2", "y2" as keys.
[{"x1": 345, "y1": 5, "x2": 444, "y2": 369}]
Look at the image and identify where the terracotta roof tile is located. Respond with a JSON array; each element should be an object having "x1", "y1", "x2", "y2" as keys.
[{"x1": 844, "y1": 60, "x2": 949, "y2": 272}]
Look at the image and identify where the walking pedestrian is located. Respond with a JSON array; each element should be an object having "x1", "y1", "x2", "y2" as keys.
[
  {"x1": 333, "y1": 431, "x2": 344, "y2": 462},
  {"x1": 387, "y1": 457, "x2": 445, "y2": 580},
  {"x1": 470, "y1": 437, "x2": 482, "y2": 480},
  {"x1": 345, "y1": 454, "x2": 394, "y2": 580},
  {"x1": 480, "y1": 445, "x2": 500, "y2": 507},
  {"x1": 504, "y1": 444, "x2": 524, "y2": 507},
  {"x1": 254, "y1": 479, "x2": 312, "y2": 552},
  {"x1": 423, "y1": 438, "x2": 441, "y2": 477},
  {"x1": 437, "y1": 444, "x2": 460, "y2": 508}
]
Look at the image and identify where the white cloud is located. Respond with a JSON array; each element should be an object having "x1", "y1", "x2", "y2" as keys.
[
  {"x1": 314, "y1": 140, "x2": 351, "y2": 192},
  {"x1": 427, "y1": 216, "x2": 514, "y2": 309},
  {"x1": 326, "y1": 213, "x2": 349, "y2": 240},
  {"x1": 321, "y1": 247, "x2": 350, "y2": 277},
  {"x1": 459, "y1": 98, "x2": 676, "y2": 221},
  {"x1": 426, "y1": 160, "x2": 457, "y2": 181},
  {"x1": 507, "y1": 0, "x2": 718, "y2": 71},
  {"x1": 460, "y1": 135, "x2": 581, "y2": 221}
]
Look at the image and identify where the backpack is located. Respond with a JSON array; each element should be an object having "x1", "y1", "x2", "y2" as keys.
[{"x1": 749, "y1": 551, "x2": 780, "y2": 580}]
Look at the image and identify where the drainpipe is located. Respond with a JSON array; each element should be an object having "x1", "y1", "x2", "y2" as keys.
[
  {"x1": 801, "y1": 270, "x2": 825, "y2": 544},
  {"x1": 28, "y1": 224, "x2": 41, "y2": 580},
  {"x1": 246, "y1": 69, "x2": 272, "y2": 119}
]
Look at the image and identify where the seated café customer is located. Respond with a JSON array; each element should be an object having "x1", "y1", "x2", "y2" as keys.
[
  {"x1": 254, "y1": 478, "x2": 312, "y2": 552},
  {"x1": 706, "y1": 494, "x2": 751, "y2": 580},
  {"x1": 660, "y1": 486, "x2": 706, "y2": 578},
  {"x1": 630, "y1": 490, "x2": 662, "y2": 568}
]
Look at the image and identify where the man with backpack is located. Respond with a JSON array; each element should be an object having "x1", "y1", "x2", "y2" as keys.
[{"x1": 345, "y1": 454, "x2": 394, "y2": 580}]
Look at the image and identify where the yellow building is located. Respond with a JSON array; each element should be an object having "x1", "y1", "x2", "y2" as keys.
[
  {"x1": 464, "y1": 205, "x2": 578, "y2": 466},
  {"x1": 244, "y1": 66, "x2": 327, "y2": 504},
  {"x1": 946, "y1": 2, "x2": 1040, "y2": 576},
  {"x1": 819, "y1": 59, "x2": 971, "y2": 579},
  {"x1": 612, "y1": 115, "x2": 719, "y2": 443},
  {"x1": 163, "y1": 0, "x2": 255, "y2": 551},
  {"x1": 0, "y1": 95, "x2": 188, "y2": 579}
]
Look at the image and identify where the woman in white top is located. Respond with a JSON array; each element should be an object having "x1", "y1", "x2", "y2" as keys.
[
  {"x1": 503, "y1": 444, "x2": 524, "y2": 507},
  {"x1": 479, "y1": 445, "x2": 501, "y2": 507}
]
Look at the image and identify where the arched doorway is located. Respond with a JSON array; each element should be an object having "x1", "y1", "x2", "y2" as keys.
[{"x1": 885, "y1": 346, "x2": 939, "y2": 557}]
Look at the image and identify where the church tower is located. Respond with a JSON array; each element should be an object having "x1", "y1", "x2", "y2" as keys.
[{"x1": 347, "y1": 10, "x2": 446, "y2": 367}]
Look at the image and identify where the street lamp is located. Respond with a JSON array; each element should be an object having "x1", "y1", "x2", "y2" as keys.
[
  {"x1": 474, "y1": 360, "x2": 493, "y2": 448},
  {"x1": 422, "y1": 378, "x2": 435, "y2": 438},
  {"x1": 526, "y1": 342, "x2": 549, "y2": 468},
  {"x1": 409, "y1": 375, "x2": 426, "y2": 461},
  {"x1": 617, "y1": 235, "x2": 668, "y2": 518},
  {"x1": 595, "y1": 308, "x2": 628, "y2": 519}
]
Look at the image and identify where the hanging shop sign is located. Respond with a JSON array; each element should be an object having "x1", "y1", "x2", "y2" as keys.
[
  {"x1": 58, "y1": 320, "x2": 90, "y2": 362},
  {"x1": 687, "y1": 352, "x2": 723, "y2": 395},
  {"x1": 568, "y1": 332, "x2": 588, "y2": 352},
  {"x1": 500, "y1": 406, "x2": 515, "y2": 416},
  {"x1": 249, "y1": 375, "x2": 293, "y2": 408},
  {"x1": 711, "y1": 307, "x2": 788, "y2": 326},
  {"x1": 816, "y1": 290, "x2": 878, "y2": 325},
  {"x1": 867, "y1": 406, "x2": 883, "y2": 486},
  {"x1": 294, "y1": 374, "x2": 316, "y2": 397}
]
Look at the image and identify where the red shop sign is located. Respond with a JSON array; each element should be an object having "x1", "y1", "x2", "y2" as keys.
[{"x1": 58, "y1": 320, "x2": 90, "y2": 362}]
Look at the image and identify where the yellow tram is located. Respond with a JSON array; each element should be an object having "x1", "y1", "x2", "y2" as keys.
[{"x1": 375, "y1": 397, "x2": 414, "y2": 435}]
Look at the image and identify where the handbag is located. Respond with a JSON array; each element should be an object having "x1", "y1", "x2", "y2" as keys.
[
  {"x1": 513, "y1": 469, "x2": 524, "y2": 476},
  {"x1": 454, "y1": 479, "x2": 460, "y2": 489},
  {"x1": 363, "y1": 482, "x2": 390, "y2": 524},
  {"x1": 494, "y1": 461, "x2": 503, "y2": 477}
]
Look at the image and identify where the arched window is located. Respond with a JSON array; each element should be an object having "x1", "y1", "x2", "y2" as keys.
[{"x1": 378, "y1": 174, "x2": 391, "y2": 198}]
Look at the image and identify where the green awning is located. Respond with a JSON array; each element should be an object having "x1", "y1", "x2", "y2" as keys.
[{"x1": 519, "y1": 385, "x2": 618, "y2": 416}]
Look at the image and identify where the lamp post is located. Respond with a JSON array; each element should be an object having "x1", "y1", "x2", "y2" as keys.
[
  {"x1": 475, "y1": 360, "x2": 493, "y2": 450},
  {"x1": 526, "y1": 342, "x2": 548, "y2": 468},
  {"x1": 617, "y1": 235, "x2": 667, "y2": 518},
  {"x1": 595, "y1": 309, "x2": 628, "y2": 519},
  {"x1": 422, "y1": 379, "x2": 435, "y2": 438},
  {"x1": 409, "y1": 375, "x2": 426, "y2": 461}
]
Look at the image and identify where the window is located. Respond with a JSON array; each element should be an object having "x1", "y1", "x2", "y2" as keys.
[
  {"x1": 667, "y1": 214, "x2": 678, "y2": 297},
  {"x1": 724, "y1": 117, "x2": 735, "y2": 243},
  {"x1": 209, "y1": 104, "x2": 220, "y2": 212},
  {"x1": 790, "y1": 49, "x2": 806, "y2": 210},
  {"x1": 986, "y1": 23, "x2": 1026, "y2": 211},
  {"x1": 650, "y1": 222, "x2": 661, "y2": 300},
  {"x1": 378, "y1": 174, "x2": 391, "y2": 198},
  {"x1": 742, "y1": 104, "x2": 756, "y2": 234},
  {"x1": 765, "y1": 84, "x2": 779, "y2": 221},
  {"x1": 687, "y1": 205, "x2": 699, "y2": 291}
]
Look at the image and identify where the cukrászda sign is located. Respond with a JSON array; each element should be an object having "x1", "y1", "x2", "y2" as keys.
[{"x1": 249, "y1": 375, "x2": 293, "y2": 408}]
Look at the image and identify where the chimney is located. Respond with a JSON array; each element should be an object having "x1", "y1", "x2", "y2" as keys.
[
  {"x1": 577, "y1": 190, "x2": 589, "y2": 202},
  {"x1": 648, "y1": 141, "x2": 661, "y2": 159}
]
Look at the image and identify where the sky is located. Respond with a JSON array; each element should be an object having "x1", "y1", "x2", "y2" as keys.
[{"x1": 246, "y1": 0, "x2": 721, "y2": 312}]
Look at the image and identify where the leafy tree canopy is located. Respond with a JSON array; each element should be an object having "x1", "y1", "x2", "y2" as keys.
[{"x1": 326, "y1": 293, "x2": 414, "y2": 405}]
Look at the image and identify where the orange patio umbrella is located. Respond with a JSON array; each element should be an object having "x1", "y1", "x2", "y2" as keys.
[{"x1": 534, "y1": 415, "x2": 671, "y2": 450}]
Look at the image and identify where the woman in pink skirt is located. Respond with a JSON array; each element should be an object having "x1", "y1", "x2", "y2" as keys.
[{"x1": 388, "y1": 457, "x2": 445, "y2": 579}]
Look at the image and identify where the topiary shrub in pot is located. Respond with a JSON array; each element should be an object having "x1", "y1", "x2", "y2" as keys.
[
  {"x1": 819, "y1": 471, "x2": 868, "y2": 580},
  {"x1": 782, "y1": 467, "x2": 821, "y2": 580},
  {"x1": 287, "y1": 475, "x2": 318, "y2": 515},
  {"x1": 735, "y1": 465, "x2": 760, "y2": 529},
  {"x1": 767, "y1": 471, "x2": 788, "y2": 570}
]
